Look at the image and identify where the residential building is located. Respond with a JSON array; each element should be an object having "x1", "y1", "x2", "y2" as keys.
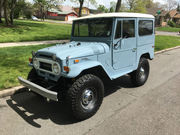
[{"x1": 47, "y1": 8, "x2": 78, "y2": 21}]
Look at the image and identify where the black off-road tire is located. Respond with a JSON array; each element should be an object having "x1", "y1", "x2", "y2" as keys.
[
  {"x1": 130, "y1": 58, "x2": 150, "y2": 87},
  {"x1": 27, "y1": 68, "x2": 42, "y2": 96},
  {"x1": 66, "y1": 74, "x2": 104, "y2": 120},
  {"x1": 27, "y1": 68, "x2": 38, "y2": 82}
]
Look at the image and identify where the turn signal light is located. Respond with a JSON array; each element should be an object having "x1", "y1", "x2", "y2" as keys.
[
  {"x1": 29, "y1": 57, "x2": 32, "y2": 63},
  {"x1": 74, "y1": 59, "x2": 79, "y2": 63},
  {"x1": 64, "y1": 66, "x2": 70, "y2": 72}
]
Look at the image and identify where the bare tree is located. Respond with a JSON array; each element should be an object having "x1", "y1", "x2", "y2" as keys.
[
  {"x1": 3, "y1": 0, "x2": 10, "y2": 26},
  {"x1": 166, "y1": 0, "x2": 178, "y2": 11},
  {"x1": 115, "y1": 0, "x2": 122, "y2": 12},
  {"x1": 78, "y1": 0, "x2": 84, "y2": 17},
  {"x1": 126, "y1": 0, "x2": 137, "y2": 11},
  {"x1": 71, "y1": 0, "x2": 96, "y2": 17},
  {"x1": 9, "y1": 0, "x2": 17, "y2": 25}
]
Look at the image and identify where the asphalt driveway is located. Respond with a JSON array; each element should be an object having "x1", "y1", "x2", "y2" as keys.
[{"x1": 0, "y1": 48, "x2": 180, "y2": 135}]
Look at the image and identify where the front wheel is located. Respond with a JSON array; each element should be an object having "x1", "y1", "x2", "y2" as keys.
[
  {"x1": 66, "y1": 74, "x2": 104, "y2": 120},
  {"x1": 130, "y1": 58, "x2": 150, "y2": 87}
]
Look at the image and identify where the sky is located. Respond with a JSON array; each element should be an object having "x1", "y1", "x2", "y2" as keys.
[{"x1": 27, "y1": 0, "x2": 173, "y2": 9}]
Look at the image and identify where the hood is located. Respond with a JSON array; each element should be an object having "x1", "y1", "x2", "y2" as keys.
[{"x1": 37, "y1": 41, "x2": 109, "y2": 60}]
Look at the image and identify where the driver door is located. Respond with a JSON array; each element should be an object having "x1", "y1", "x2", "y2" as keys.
[{"x1": 113, "y1": 18, "x2": 137, "y2": 70}]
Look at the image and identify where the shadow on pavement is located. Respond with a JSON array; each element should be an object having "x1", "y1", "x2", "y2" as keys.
[{"x1": 6, "y1": 75, "x2": 134, "y2": 128}]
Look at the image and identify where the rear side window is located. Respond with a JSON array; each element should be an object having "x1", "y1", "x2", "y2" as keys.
[{"x1": 139, "y1": 20, "x2": 153, "y2": 36}]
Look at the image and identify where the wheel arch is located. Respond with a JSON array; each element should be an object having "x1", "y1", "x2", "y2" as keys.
[
  {"x1": 140, "y1": 53, "x2": 152, "y2": 60},
  {"x1": 64, "y1": 61, "x2": 111, "y2": 80}
]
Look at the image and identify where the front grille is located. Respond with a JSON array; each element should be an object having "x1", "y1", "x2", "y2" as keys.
[
  {"x1": 39, "y1": 54, "x2": 52, "y2": 59},
  {"x1": 40, "y1": 62, "x2": 52, "y2": 72}
]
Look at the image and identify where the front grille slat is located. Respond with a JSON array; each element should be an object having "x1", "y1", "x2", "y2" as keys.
[
  {"x1": 40, "y1": 62, "x2": 52, "y2": 72},
  {"x1": 39, "y1": 54, "x2": 52, "y2": 60}
]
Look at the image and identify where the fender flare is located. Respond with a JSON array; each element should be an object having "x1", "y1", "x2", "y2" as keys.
[{"x1": 64, "y1": 61, "x2": 109, "y2": 78}]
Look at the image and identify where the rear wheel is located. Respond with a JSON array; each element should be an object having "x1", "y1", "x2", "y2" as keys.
[
  {"x1": 130, "y1": 58, "x2": 150, "y2": 87},
  {"x1": 66, "y1": 74, "x2": 104, "y2": 120}
]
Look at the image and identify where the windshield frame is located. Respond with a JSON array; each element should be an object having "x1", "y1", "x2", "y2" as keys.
[{"x1": 72, "y1": 18, "x2": 113, "y2": 38}]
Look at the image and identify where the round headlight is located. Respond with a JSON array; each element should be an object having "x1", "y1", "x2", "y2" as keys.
[
  {"x1": 52, "y1": 63, "x2": 60, "y2": 74},
  {"x1": 33, "y1": 58, "x2": 39, "y2": 69}
]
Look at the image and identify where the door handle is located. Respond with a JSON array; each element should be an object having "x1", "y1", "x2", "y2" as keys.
[{"x1": 132, "y1": 48, "x2": 137, "y2": 52}]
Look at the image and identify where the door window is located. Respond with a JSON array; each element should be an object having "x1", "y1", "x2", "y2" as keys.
[
  {"x1": 115, "y1": 21, "x2": 122, "y2": 39},
  {"x1": 123, "y1": 20, "x2": 135, "y2": 38}
]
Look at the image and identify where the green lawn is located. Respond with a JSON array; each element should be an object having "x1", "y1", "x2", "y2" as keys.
[
  {"x1": 156, "y1": 27, "x2": 180, "y2": 32},
  {"x1": 0, "y1": 19, "x2": 72, "y2": 43},
  {"x1": 0, "y1": 35, "x2": 180, "y2": 90},
  {"x1": 0, "y1": 44, "x2": 52, "y2": 90},
  {"x1": 155, "y1": 35, "x2": 180, "y2": 51}
]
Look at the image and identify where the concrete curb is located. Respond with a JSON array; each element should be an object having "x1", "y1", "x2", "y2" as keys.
[
  {"x1": 0, "y1": 86, "x2": 25, "y2": 98},
  {"x1": 0, "y1": 45, "x2": 180, "y2": 98},
  {"x1": 155, "y1": 45, "x2": 180, "y2": 55}
]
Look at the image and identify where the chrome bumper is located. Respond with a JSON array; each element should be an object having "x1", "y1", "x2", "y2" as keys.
[{"x1": 18, "y1": 77, "x2": 58, "y2": 101}]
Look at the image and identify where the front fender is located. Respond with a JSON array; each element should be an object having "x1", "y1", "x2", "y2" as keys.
[{"x1": 63, "y1": 61, "x2": 104, "y2": 78}]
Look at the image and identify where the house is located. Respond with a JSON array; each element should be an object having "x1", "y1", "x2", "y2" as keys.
[
  {"x1": 166, "y1": 9, "x2": 180, "y2": 24},
  {"x1": 147, "y1": 7, "x2": 168, "y2": 26},
  {"x1": 73, "y1": 7, "x2": 102, "y2": 17},
  {"x1": 74, "y1": 7, "x2": 90, "y2": 16},
  {"x1": 47, "y1": 8, "x2": 78, "y2": 21}
]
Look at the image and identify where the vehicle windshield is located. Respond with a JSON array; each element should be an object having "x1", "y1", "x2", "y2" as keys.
[{"x1": 73, "y1": 18, "x2": 113, "y2": 38}]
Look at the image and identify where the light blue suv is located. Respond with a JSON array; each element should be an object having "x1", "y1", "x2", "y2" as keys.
[{"x1": 19, "y1": 13, "x2": 155, "y2": 120}]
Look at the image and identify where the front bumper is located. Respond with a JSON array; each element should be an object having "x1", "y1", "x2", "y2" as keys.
[{"x1": 18, "y1": 77, "x2": 58, "y2": 101}]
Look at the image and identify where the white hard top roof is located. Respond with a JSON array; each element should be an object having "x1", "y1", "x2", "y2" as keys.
[{"x1": 74, "y1": 12, "x2": 154, "y2": 21}]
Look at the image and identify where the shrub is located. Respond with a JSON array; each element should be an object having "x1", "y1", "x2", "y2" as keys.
[{"x1": 168, "y1": 20, "x2": 176, "y2": 27}]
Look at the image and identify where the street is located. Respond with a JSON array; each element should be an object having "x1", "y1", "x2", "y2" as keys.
[{"x1": 0, "y1": 48, "x2": 180, "y2": 135}]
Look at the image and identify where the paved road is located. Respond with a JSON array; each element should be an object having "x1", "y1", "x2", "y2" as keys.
[
  {"x1": 0, "y1": 48, "x2": 180, "y2": 135},
  {"x1": 156, "y1": 31, "x2": 180, "y2": 37}
]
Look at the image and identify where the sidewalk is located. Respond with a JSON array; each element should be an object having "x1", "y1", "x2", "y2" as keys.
[
  {"x1": 0, "y1": 40, "x2": 69, "y2": 48},
  {"x1": 156, "y1": 31, "x2": 180, "y2": 37}
]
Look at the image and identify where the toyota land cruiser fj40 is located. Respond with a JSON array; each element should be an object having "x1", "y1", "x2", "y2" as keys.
[{"x1": 19, "y1": 13, "x2": 155, "y2": 120}]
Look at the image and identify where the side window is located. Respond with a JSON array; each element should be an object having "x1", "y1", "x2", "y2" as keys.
[
  {"x1": 115, "y1": 21, "x2": 122, "y2": 39},
  {"x1": 123, "y1": 20, "x2": 135, "y2": 38},
  {"x1": 139, "y1": 20, "x2": 153, "y2": 36}
]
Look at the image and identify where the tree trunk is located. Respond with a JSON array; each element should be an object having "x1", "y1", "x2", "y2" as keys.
[
  {"x1": 79, "y1": 0, "x2": 84, "y2": 17},
  {"x1": 10, "y1": 0, "x2": 17, "y2": 25},
  {"x1": 40, "y1": 5, "x2": 44, "y2": 21},
  {"x1": 0, "y1": 0, "x2": 3, "y2": 23},
  {"x1": 115, "y1": 0, "x2": 122, "y2": 12},
  {"x1": 3, "y1": 0, "x2": 10, "y2": 26}
]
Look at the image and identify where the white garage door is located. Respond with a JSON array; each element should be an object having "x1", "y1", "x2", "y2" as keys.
[{"x1": 68, "y1": 16, "x2": 77, "y2": 21}]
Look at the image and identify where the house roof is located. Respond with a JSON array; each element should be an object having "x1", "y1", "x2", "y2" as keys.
[
  {"x1": 60, "y1": 5, "x2": 74, "y2": 12},
  {"x1": 48, "y1": 8, "x2": 77, "y2": 15},
  {"x1": 159, "y1": 10, "x2": 168, "y2": 16},
  {"x1": 168, "y1": 9, "x2": 178, "y2": 18},
  {"x1": 74, "y1": 12, "x2": 154, "y2": 21},
  {"x1": 49, "y1": 9, "x2": 61, "y2": 14},
  {"x1": 147, "y1": 7, "x2": 162, "y2": 16},
  {"x1": 146, "y1": 8, "x2": 167, "y2": 17},
  {"x1": 173, "y1": 13, "x2": 180, "y2": 19}
]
